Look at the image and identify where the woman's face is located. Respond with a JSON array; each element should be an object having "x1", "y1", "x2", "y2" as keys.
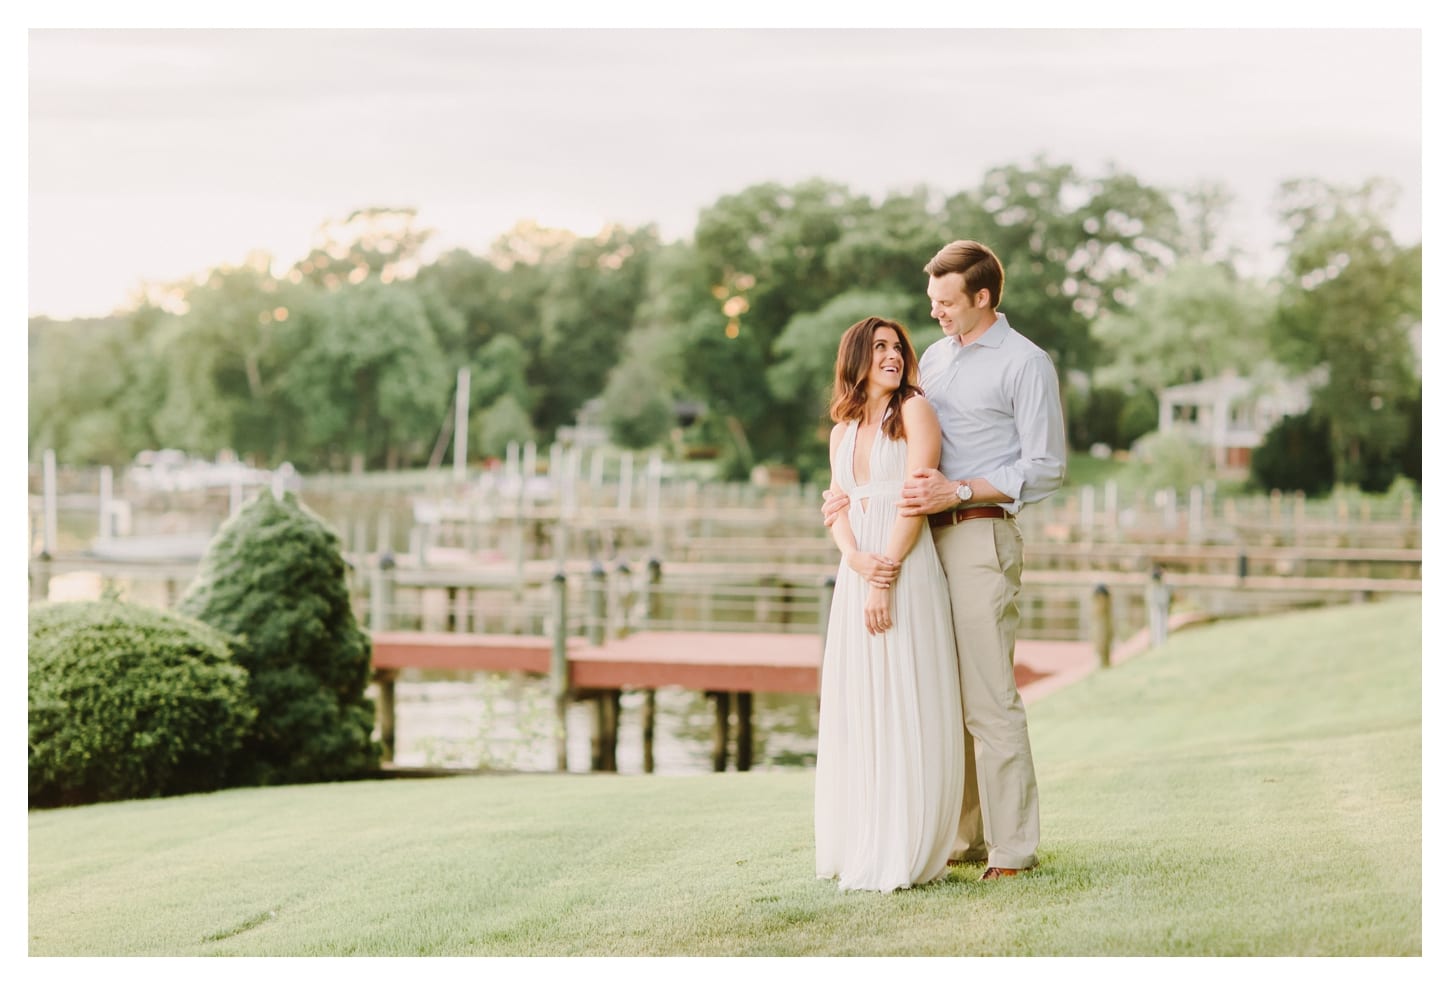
[{"x1": 865, "y1": 325, "x2": 905, "y2": 398}]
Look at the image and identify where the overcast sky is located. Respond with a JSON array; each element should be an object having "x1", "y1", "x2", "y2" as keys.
[{"x1": 26, "y1": 26, "x2": 1423, "y2": 319}]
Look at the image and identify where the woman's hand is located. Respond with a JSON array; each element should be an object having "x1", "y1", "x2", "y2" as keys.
[
  {"x1": 865, "y1": 585, "x2": 893, "y2": 636},
  {"x1": 848, "y1": 551, "x2": 901, "y2": 589}
]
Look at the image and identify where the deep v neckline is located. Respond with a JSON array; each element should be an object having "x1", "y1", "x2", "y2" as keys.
[{"x1": 851, "y1": 418, "x2": 883, "y2": 490}]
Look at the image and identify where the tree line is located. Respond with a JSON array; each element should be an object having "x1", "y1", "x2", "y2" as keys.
[{"x1": 28, "y1": 157, "x2": 1421, "y2": 492}]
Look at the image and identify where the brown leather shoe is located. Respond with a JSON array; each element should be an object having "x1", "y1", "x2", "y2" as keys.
[{"x1": 980, "y1": 866, "x2": 1027, "y2": 881}]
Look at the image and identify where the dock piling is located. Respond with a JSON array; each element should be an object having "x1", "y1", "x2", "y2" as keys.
[
  {"x1": 1092, "y1": 584, "x2": 1113, "y2": 668},
  {"x1": 550, "y1": 572, "x2": 569, "y2": 771}
]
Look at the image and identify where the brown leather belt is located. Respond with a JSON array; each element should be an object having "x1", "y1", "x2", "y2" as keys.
[{"x1": 928, "y1": 505, "x2": 1007, "y2": 527}]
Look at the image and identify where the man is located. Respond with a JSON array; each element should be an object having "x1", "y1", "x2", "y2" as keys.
[{"x1": 823, "y1": 239, "x2": 1066, "y2": 880}]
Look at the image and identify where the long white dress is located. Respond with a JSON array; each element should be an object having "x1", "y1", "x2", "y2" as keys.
[{"x1": 814, "y1": 417, "x2": 966, "y2": 892}]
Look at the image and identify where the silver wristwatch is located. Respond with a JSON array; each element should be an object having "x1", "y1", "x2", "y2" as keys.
[{"x1": 956, "y1": 482, "x2": 973, "y2": 502}]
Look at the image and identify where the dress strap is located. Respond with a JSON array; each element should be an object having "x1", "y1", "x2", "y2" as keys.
[{"x1": 849, "y1": 480, "x2": 901, "y2": 503}]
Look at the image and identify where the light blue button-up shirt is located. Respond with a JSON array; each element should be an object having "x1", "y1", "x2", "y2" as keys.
[{"x1": 917, "y1": 312, "x2": 1067, "y2": 514}]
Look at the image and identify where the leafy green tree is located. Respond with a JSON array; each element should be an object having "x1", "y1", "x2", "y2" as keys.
[
  {"x1": 1172, "y1": 181, "x2": 1244, "y2": 266},
  {"x1": 767, "y1": 289, "x2": 923, "y2": 471},
  {"x1": 1091, "y1": 261, "x2": 1274, "y2": 395},
  {"x1": 532, "y1": 224, "x2": 659, "y2": 437},
  {"x1": 1066, "y1": 385, "x2": 1129, "y2": 450},
  {"x1": 474, "y1": 394, "x2": 535, "y2": 460},
  {"x1": 278, "y1": 280, "x2": 451, "y2": 470},
  {"x1": 29, "y1": 311, "x2": 166, "y2": 466},
  {"x1": 1117, "y1": 389, "x2": 1160, "y2": 449},
  {"x1": 293, "y1": 206, "x2": 435, "y2": 290},
  {"x1": 29, "y1": 599, "x2": 255, "y2": 806},
  {"x1": 598, "y1": 325, "x2": 677, "y2": 451},
  {"x1": 178, "y1": 490, "x2": 379, "y2": 786},
  {"x1": 472, "y1": 334, "x2": 533, "y2": 412},
  {"x1": 150, "y1": 261, "x2": 311, "y2": 462},
  {"x1": 824, "y1": 187, "x2": 953, "y2": 300},
  {"x1": 415, "y1": 239, "x2": 554, "y2": 365},
  {"x1": 1269, "y1": 178, "x2": 1421, "y2": 489},
  {"x1": 945, "y1": 157, "x2": 1184, "y2": 376},
  {"x1": 685, "y1": 179, "x2": 872, "y2": 462}
]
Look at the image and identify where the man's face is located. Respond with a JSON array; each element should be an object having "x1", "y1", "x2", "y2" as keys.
[{"x1": 927, "y1": 272, "x2": 991, "y2": 341}]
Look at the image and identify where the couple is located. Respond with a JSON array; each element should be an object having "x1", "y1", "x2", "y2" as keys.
[{"x1": 814, "y1": 240, "x2": 1067, "y2": 893}]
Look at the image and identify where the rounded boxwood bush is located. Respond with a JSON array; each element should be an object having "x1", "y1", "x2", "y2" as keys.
[
  {"x1": 178, "y1": 489, "x2": 380, "y2": 787},
  {"x1": 29, "y1": 600, "x2": 256, "y2": 807}
]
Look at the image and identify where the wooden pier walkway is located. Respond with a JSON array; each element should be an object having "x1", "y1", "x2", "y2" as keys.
[{"x1": 369, "y1": 629, "x2": 1110, "y2": 773}]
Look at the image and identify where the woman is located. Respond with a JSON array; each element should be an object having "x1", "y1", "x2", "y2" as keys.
[{"x1": 814, "y1": 316, "x2": 965, "y2": 893}]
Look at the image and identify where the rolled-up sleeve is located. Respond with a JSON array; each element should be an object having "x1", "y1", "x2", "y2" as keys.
[{"x1": 983, "y1": 352, "x2": 1067, "y2": 511}]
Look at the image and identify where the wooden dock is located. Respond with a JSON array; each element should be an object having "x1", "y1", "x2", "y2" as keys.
[{"x1": 369, "y1": 629, "x2": 1102, "y2": 773}]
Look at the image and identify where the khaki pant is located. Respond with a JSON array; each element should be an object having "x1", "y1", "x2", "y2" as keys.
[{"x1": 930, "y1": 515, "x2": 1040, "y2": 871}]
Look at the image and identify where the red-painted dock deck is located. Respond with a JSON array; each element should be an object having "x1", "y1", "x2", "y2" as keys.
[
  {"x1": 370, "y1": 631, "x2": 1106, "y2": 693},
  {"x1": 368, "y1": 616, "x2": 1209, "y2": 772}
]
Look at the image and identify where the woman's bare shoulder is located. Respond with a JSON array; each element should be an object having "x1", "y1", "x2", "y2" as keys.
[{"x1": 901, "y1": 393, "x2": 939, "y2": 428}]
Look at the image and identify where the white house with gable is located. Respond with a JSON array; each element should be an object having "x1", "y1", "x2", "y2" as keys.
[{"x1": 1157, "y1": 369, "x2": 1324, "y2": 470}]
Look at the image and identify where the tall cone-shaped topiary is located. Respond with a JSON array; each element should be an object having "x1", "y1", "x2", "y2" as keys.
[{"x1": 179, "y1": 489, "x2": 379, "y2": 786}]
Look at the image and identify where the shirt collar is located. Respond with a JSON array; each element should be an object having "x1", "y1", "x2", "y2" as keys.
[{"x1": 955, "y1": 312, "x2": 1009, "y2": 350}]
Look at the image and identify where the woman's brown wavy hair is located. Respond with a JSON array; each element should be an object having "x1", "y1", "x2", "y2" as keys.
[{"x1": 828, "y1": 316, "x2": 922, "y2": 442}]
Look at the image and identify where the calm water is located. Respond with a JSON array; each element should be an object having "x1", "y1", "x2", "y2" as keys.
[{"x1": 374, "y1": 672, "x2": 821, "y2": 775}]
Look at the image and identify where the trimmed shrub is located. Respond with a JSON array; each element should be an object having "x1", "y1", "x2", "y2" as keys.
[
  {"x1": 1251, "y1": 411, "x2": 1336, "y2": 496},
  {"x1": 1067, "y1": 385, "x2": 1130, "y2": 451},
  {"x1": 29, "y1": 600, "x2": 255, "y2": 807},
  {"x1": 1117, "y1": 389, "x2": 1160, "y2": 449},
  {"x1": 1133, "y1": 431, "x2": 1214, "y2": 495},
  {"x1": 178, "y1": 490, "x2": 380, "y2": 786}
]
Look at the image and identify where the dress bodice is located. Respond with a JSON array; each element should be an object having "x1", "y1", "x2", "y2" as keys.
[{"x1": 836, "y1": 417, "x2": 907, "y2": 502}]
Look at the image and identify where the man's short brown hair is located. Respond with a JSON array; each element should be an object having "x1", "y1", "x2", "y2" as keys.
[{"x1": 924, "y1": 240, "x2": 1004, "y2": 309}]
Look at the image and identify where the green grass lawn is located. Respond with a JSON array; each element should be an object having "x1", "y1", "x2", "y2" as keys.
[{"x1": 28, "y1": 597, "x2": 1421, "y2": 956}]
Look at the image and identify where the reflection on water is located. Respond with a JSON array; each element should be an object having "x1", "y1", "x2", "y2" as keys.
[{"x1": 374, "y1": 672, "x2": 820, "y2": 775}]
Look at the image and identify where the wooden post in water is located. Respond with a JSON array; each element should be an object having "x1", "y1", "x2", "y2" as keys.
[
  {"x1": 600, "y1": 691, "x2": 620, "y2": 772},
  {"x1": 610, "y1": 561, "x2": 632, "y2": 639},
  {"x1": 42, "y1": 449, "x2": 58, "y2": 559},
  {"x1": 1092, "y1": 584, "x2": 1113, "y2": 668},
  {"x1": 369, "y1": 560, "x2": 392, "y2": 635},
  {"x1": 375, "y1": 668, "x2": 397, "y2": 764},
  {"x1": 586, "y1": 563, "x2": 619, "y2": 771},
  {"x1": 550, "y1": 572, "x2": 570, "y2": 772},
  {"x1": 1147, "y1": 567, "x2": 1169, "y2": 647},
  {"x1": 735, "y1": 692, "x2": 753, "y2": 771},
  {"x1": 710, "y1": 691, "x2": 729, "y2": 772},
  {"x1": 642, "y1": 690, "x2": 656, "y2": 774},
  {"x1": 587, "y1": 563, "x2": 606, "y2": 646},
  {"x1": 641, "y1": 558, "x2": 662, "y2": 773}
]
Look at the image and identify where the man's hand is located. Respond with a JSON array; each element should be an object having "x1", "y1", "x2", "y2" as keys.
[
  {"x1": 898, "y1": 468, "x2": 959, "y2": 517},
  {"x1": 847, "y1": 550, "x2": 900, "y2": 589},
  {"x1": 820, "y1": 488, "x2": 850, "y2": 527}
]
